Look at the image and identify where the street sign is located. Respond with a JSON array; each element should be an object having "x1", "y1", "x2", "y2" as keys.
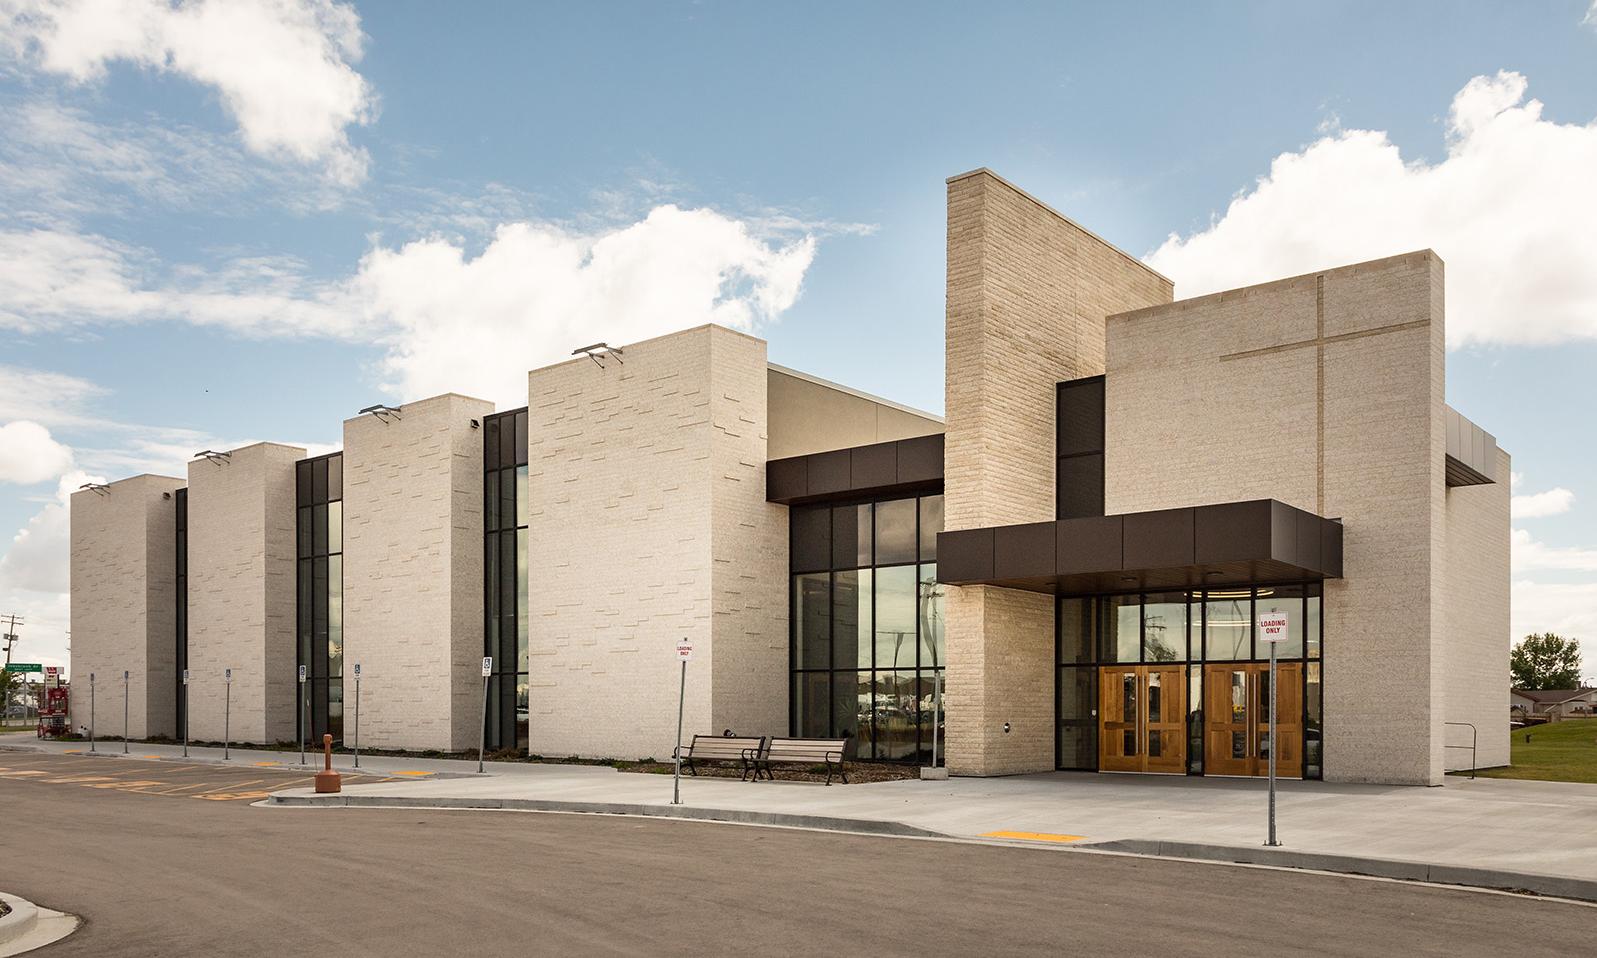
[
  {"x1": 182, "y1": 669, "x2": 190, "y2": 685},
  {"x1": 481, "y1": 656, "x2": 493, "y2": 678},
  {"x1": 3, "y1": 663, "x2": 40, "y2": 673},
  {"x1": 675, "y1": 640, "x2": 695, "y2": 662},
  {"x1": 1258, "y1": 610, "x2": 1290, "y2": 643},
  {"x1": 298, "y1": 665, "x2": 307, "y2": 683},
  {"x1": 225, "y1": 668, "x2": 232, "y2": 682},
  {"x1": 353, "y1": 663, "x2": 361, "y2": 679},
  {"x1": 123, "y1": 670, "x2": 129, "y2": 680}
]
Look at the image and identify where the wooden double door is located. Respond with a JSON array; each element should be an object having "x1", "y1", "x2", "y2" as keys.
[
  {"x1": 1098, "y1": 665, "x2": 1187, "y2": 774},
  {"x1": 1204, "y1": 663, "x2": 1302, "y2": 778}
]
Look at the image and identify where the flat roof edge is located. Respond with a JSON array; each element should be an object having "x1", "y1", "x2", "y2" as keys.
[{"x1": 768, "y1": 362, "x2": 945, "y2": 424}]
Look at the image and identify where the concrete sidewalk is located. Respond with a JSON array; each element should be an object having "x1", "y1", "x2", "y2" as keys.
[{"x1": 264, "y1": 754, "x2": 1597, "y2": 901}]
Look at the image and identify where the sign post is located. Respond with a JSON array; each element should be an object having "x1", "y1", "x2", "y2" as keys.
[
  {"x1": 122, "y1": 669, "x2": 129, "y2": 754},
  {"x1": 298, "y1": 665, "x2": 308, "y2": 766},
  {"x1": 1257, "y1": 609, "x2": 1290, "y2": 848},
  {"x1": 672, "y1": 638, "x2": 694, "y2": 805},
  {"x1": 352, "y1": 663, "x2": 361, "y2": 769},
  {"x1": 88, "y1": 672, "x2": 96, "y2": 752},
  {"x1": 181, "y1": 668, "x2": 190, "y2": 757},
  {"x1": 223, "y1": 669, "x2": 232, "y2": 761},
  {"x1": 478, "y1": 657, "x2": 492, "y2": 773}
]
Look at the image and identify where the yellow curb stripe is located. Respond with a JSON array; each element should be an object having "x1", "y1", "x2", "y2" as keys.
[
  {"x1": 393, "y1": 770, "x2": 430, "y2": 776},
  {"x1": 979, "y1": 830, "x2": 1086, "y2": 843},
  {"x1": 251, "y1": 761, "x2": 281, "y2": 767}
]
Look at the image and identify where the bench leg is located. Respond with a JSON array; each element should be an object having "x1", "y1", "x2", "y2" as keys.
[
  {"x1": 824, "y1": 761, "x2": 833, "y2": 786},
  {"x1": 685, "y1": 757, "x2": 698, "y2": 777}
]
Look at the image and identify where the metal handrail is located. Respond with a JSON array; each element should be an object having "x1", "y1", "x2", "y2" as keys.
[{"x1": 1444, "y1": 721, "x2": 1478, "y2": 779}]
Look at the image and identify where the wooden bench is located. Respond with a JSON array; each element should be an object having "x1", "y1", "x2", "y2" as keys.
[
  {"x1": 756, "y1": 737, "x2": 850, "y2": 785},
  {"x1": 674, "y1": 734, "x2": 766, "y2": 781}
]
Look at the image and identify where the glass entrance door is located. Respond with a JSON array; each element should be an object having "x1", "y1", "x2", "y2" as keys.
[
  {"x1": 1098, "y1": 665, "x2": 1186, "y2": 774},
  {"x1": 1203, "y1": 663, "x2": 1302, "y2": 777}
]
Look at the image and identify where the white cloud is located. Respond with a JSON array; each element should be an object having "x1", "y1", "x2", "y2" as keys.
[
  {"x1": 358, "y1": 204, "x2": 818, "y2": 405},
  {"x1": 1146, "y1": 72, "x2": 1597, "y2": 348},
  {"x1": 1512, "y1": 579, "x2": 1597, "y2": 681},
  {"x1": 0, "y1": 228, "x2": 361, "y2": 337},
  {"x1": 0, "y1": 469, "x2": 99, "y2": 595},
  {"x1": 0, "y1": 0, "x2": 374, "y2": 185},
  {"x1": 1512, "y1": 528, "x2": 1597, "y2": 573},
  {"x1": 0, "y1": 421, "x2": 74, "y2": 484},
  {"x1": 0, "y1": 364, "x2": 105, "y2": 428},
  {"x1": 1586, "y1": 0, "x2": 1597, "y2": 28},
  {"x1": 1512, "y1": 486, "x2": 1575, "y2": 519}
]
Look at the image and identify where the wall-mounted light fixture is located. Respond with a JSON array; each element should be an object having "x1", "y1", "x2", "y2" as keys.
[
  {"x1": 78, "y1": 482, "x2": 111, "y2": 496},
  {"x1": 193, "y1": 450, "x2": 231, "y2": 466},
  {"x1": 572, "y1": 342, "x2": 624, "y2": 369},
  {"x1": 470, "y1": 418, "x2": 480, "y2": 429},
  {"x1": 358, "y1": 403, "x2": 403, "y2": 424}
]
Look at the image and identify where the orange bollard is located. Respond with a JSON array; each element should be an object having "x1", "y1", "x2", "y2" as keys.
[{"x1": 314, "y1": 733, "x2": 342, "y2": 793}]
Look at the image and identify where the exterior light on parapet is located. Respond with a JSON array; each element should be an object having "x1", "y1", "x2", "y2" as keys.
[
  {"x1": 358, "y1": 404, "x2": 403, "y2": 424},
  {"x1": 78, "y1": 482, "x2": 111, "y2": 496},
  {"x1": 572, "y1": 342, "x2": 624, "y2": 369},
  {"x1": 192, "y1": 450, "x2": 231, "y2": 466}
]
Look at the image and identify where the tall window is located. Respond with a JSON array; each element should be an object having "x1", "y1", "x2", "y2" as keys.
[
  {"x1": 484, "y1": 408, "x2": 528, "y2": 752},
  {"x1": 790, "y1": 494, "x2": 945, "y2": 763},
  {"x1": 175, "y1": 487, "x2": 187, "y2": 735},
  {"x1": 1056, "y1": 585, "x2": 1324, "y2": 777},
  {"x1": 296, "y1": 453, "x2": 343, "y2": 741}
]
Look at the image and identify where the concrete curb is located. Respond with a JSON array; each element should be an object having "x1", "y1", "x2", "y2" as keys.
[
  {"x1": 0, "y1": 894, "x2": 38, "y2": 948},
  {"x1": 1082, "y1": 839, "x2": 1597, "y2": 903},
  {"x1": 267, "y1": 792, "x2": 948, "y2": 839},
  {"x1": 0, "y1": 892, "x2": 78, "y2": 957}
]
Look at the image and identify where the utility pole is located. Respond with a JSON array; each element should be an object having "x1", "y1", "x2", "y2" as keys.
[{"x1": 1, "y1": 614, "x2": 22, "y2": 729}]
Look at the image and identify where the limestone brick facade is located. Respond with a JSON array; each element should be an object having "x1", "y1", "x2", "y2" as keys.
[
  {"x1": 185, "y1": 443, "x2": 303, "y2": 744},
  {"x1": 68, "y1": 474, "x2": 185, "y2": 739},
  {"x1": 1106, "y1": 252, "x2": 1461, "y2": 785},
  {"x1": 943, "y1": 168, "x2": 1173, "y2": 775},
  {"x1": 342, "y1": 393, "x2": 494, "y2": 752},
  {"x1": 526, "y1": 325, "x2": 787, "y2": 760},
  {"x1": 1443, "y1": 446, "x2": 1511, "y2": 770},
  {"x1": 767, "y1": 364, "x2": 944, "y2": 459}
]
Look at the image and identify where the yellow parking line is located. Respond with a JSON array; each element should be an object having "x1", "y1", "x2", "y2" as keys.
[
  {"x1": 393, "y1": 770, "x2": 431, "y2": 776},
  {"x1": 143, "y1": 754, "x2": 162, "y2": 759},
  {"x1": 63, "y1": 749, "x2": 82, "y2": 754},
  {"x1": 252, "y1": 761, "x2": 282, "y2": 767},
  {"x1": 980, "y1": 830, "x2": 1086, "y2": 843}
]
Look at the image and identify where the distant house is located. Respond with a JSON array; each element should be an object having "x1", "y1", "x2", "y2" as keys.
[{"x1": 1511, "y1": 688, "x2": 1597, "y2": 721}]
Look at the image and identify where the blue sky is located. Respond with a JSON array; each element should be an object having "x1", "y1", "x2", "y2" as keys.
[{"x1": 2, "y1": 0, "x2": 1596, "y2": 675}]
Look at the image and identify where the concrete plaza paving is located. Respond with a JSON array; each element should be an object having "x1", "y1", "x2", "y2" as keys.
[{"x1": 11, "y1": 731, "x2": 1596, "y2": 900}]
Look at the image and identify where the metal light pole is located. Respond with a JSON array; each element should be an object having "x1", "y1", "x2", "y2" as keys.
[
  {"x1": 352, "y1": 663, "x2": 361, "y2": 769},
  {"x1": 223, "y1": 669, "x2": 232, "y2": 761},
  {"x1": 298, "y1": 665, "x2": 307, "y2": 766},
  {"x1": 122, "y1": 669, "x2": 129, "y2": 753},
  {"x1": 478, "y1": 657, "x2": 492, "y2": 773},
  {"x1": 181, "y1": 668, "x2": 190, "y2": 757},
  {"x1": 88, "y1": 672, "x2": 96, "y2": 752}
]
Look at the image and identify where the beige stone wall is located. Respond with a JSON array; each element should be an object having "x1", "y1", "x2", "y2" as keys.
[
  {"x1": 185, "y1": 443, "x2": 303, "y2": 744},
  {"x1": 766, "y1": 364, "x2": 943, "y2": 459},
  {"x1": 1106, "y1": 251, "x2": 1450, "y2": 785},
  {"x1": 943, "y1": 168, "x2": 1174, "y2": 775},
  {"x1": 342, "y1": 393, "x2": 493, "y2": 752},
  {"x1": 526, "y1": 324, "x2": 787, "y2": 760},
  {"x1": 1443, "y1": 446, "x2": 1511, "y2": 770},
  {"x1": 68, "y1": 474, "x2": 184, "y2": 738}
]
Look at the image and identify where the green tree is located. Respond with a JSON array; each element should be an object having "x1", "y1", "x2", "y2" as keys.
[{"x1": 1511, "y1": 633, "x2": 1584, "y2": 690}]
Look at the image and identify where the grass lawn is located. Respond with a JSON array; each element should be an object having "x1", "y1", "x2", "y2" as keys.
[{"x1": 1462, "y1": 717, "x2": 1597, "y2": 784}]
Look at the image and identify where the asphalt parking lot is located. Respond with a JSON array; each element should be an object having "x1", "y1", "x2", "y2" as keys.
[
  {"x1": 4, "y1": 750, "x2": 1597, "y2": 957},
  {"x1": 0, "y1": 749, "x2": 400, "y2": 802}
]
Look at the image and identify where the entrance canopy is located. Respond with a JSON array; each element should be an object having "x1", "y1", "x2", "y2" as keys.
[{"x1": 937, "y1": 499, "x2": 1342, "y2": 595}]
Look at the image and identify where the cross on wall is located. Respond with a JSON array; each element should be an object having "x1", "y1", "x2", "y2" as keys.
[{"x1": 1218, "y1": 274, "x2": 1431, "y2": 514}]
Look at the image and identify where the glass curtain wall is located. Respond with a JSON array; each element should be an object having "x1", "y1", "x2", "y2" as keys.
[
  {"x1": 175, "y1": 487, "x2": 188, "y2": 735},
  {"x1": 484, "y1": 408, "x2": 529, "y2": 752},
  {"x1": 790, "y1": 494, "x2": 945, "y2": 763},
  {"x1": 1057, "y1": 584, "x2": 1324, "y2": 778},
  {"x1": 296, "y1": 453, "x2": 344, "y2": 742}
]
